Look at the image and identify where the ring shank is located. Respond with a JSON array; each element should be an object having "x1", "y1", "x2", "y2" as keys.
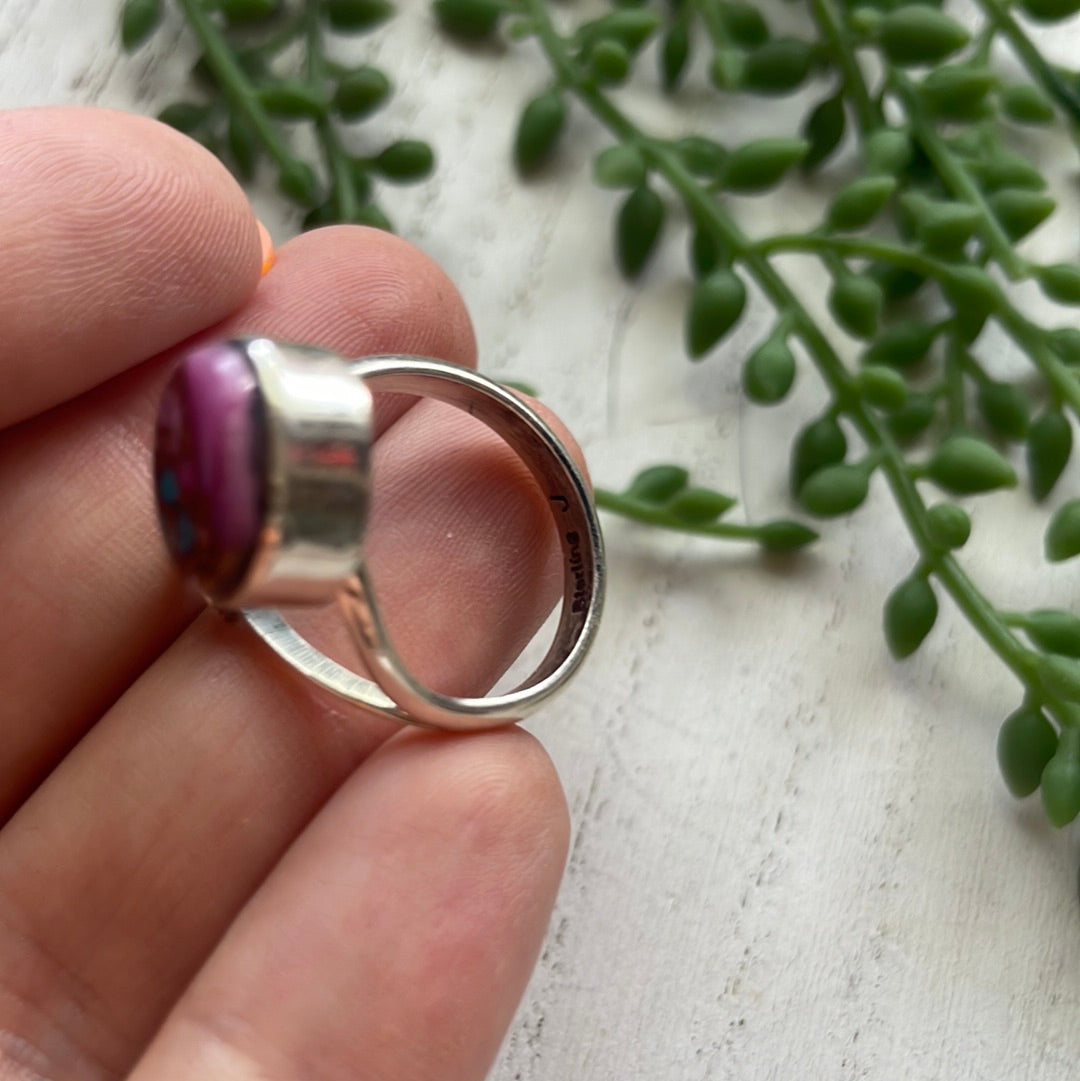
[{"x1": 244, "y1": 356, "x2": 604, "y2": 730}]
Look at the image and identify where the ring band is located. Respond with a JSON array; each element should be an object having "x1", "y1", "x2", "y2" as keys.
[{"x1": 153, "y1": 338, "x2": 605, "y2": 730}]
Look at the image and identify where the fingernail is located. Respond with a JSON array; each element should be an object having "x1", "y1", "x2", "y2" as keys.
[{"x1": 257, "y1": 219, "x2": 276, "y2": 276}]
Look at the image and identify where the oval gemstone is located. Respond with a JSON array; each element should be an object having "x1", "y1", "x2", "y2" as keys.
[{"x1": 154, "y1": 342, "x2": 267, "y2": 600}]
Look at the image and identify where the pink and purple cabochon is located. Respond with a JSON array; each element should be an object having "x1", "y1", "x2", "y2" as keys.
[{"x1": 154, "y1": 342, "x2": 268, "y2": 599}]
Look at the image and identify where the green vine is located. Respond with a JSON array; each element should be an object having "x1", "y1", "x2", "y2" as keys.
[
  {"x1": 121, "y1": 0, "x2": 434, "y2": 229},
  {"x1": 120, "y1": 0, "x2": 1080, "y2": 847}
]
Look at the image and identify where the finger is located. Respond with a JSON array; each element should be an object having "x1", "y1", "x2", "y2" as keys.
[
  {"x1": 0, "y1": 107, "x2": 263, "y2": 427},
  {"x1": 215, "y1": 224, "x2": 478, "y2": 434},
  {"x1": 0, "y1": 225, "x2": 476, "y2": 820},
  {"x1": 127, "y1": 729, "x2": 569, "y2": 1081},
  {"x1": 0, "y1": 376, "x2": 570, "y2": 1076}
]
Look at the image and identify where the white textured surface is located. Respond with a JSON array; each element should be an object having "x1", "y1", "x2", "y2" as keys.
[{"x1": 4, "y1": 3, "x2": 1080, "y2": 1079}]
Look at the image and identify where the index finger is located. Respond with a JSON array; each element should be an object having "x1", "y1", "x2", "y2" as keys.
[{"x1": 0, "y1": 106, "x2": 262, "y2": 427}]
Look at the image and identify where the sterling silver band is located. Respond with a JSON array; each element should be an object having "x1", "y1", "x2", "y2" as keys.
[{"x1": 233, "y1": 345, "x2": 605, "y2": 730}]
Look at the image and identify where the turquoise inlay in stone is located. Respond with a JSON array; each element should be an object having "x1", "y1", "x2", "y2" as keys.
[
  {"x1": 157, "y1": 469, "x2": 180, "y2": 505},
  {"x1": 153, "y1": 342, "x2": 267, "y2": 598},
  {"x1": 175, "y1": 513, "x2": 196, "y2": 555}
]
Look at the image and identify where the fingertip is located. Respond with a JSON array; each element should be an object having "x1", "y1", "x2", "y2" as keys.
[
  {"x1": 0, "y1": 106, "x2": 264, "y2": 424},
  {"x1": 379, "y1": 725, "x2": 571, "y2": 870},
  {"x1": 225, "y1": 225, "x2": 477, "y2": 370}
]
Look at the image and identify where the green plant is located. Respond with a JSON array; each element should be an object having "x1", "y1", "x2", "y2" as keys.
[
  {"x1": 120, "y1": 0, "x2": 434, "y2": 229},
  {"x1": 425, "y1": 0, "x2": 1080, "y2": 838},
  {"x1": 123, "y1": 0, "x2": 1080, "y2": 841}
]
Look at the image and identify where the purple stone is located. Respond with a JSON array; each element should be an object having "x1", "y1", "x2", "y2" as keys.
[{"x1": 154, "y1": 341, "x2": 267, "y2": 599}]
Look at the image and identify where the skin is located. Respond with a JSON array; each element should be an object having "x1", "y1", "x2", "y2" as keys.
[{"x1": 0, "y1": 106, "x2": 573, "y2": 1081}]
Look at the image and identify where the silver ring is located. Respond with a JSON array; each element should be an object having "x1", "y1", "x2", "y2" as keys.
[{"x1": 153, "y1": 337, "x2": 605, "y2": 730}]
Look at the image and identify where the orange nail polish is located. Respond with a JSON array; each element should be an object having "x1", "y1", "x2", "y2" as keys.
[{"x1": 256, "y1": 219, "x2": 275, "y2": 276}]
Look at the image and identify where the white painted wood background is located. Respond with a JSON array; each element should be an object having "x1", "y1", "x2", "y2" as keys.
[{"x1": 4, "y1": 1, "x2": 1080, "y2": 1077}]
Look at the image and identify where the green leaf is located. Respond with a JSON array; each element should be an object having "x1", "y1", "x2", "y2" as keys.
[
  {"x1": 829, "y1": 274, "x2": 883, "y2": 340},
  {"x1": 900, "y1": 192, "x2": 981, "y2": 257},
  {"x1": 919, "y1": 65, "x2": 996, "y2": 120},
  {"x1": 1000, "y1": 83, "x2": 1057, "y2": 125},
  {"x1": 666, "y1": 487, "x2": 737, "y2": 525},
  {"x1": 302, "y1": 201, "x2": 340, "y2": 230},
  {"x1": 1038, "y1": 655, "x2": 1080, "y2": 700},
  {"x1": 924, "y1": 435, "x2": 1017, "y2": 494},
  {"x1": 432, "y1": 0, "x2": 502, "y2": 38},
  {"x1": 278, "y1": 161, "x2": 322, "y2": 206},
  {"x1": 743, "y1": 334, "x2": 796, "y2": 404},
  {"x1": 1041, "y1": 729, "x2": 1080, "y2": 829},
  {"x1": 157, "y1": 102, "x2": 212, "y2": 135},
  {"x1": 577, "y1": 10, "x2": 661, "y2": 52},
  {"x1": 627, "y1": 465, "x2": 689, "y2": 503},
  {"x1": 689, "y1": 228, "x2": 726, "y2": 278},
  {"x1": 864, "y1": 128, "x2": 912, "y2": 175},
  {"x1": 593, "y1": 145, "x2": 647, "y2": 189},
  {"x1": 673, "y1": 136, "x2": 727, "y2": 180},
  {"x1": 926, "y1": 503, "x2": 971, "y2": 550},
  {"x1": 709, "y1": 49, "x2": 745, "y2": 92},
  {"x1": 1024, "y1": 609, "x2": 1080, "y2": 657},
  {"x1": 858, "y1": 366, "x2": 908, "y2": 410},
  {"x1": 686, "y1": 269, "x2": 747, "y2": 359},
  {"x1": 717, "y1": 1, "x2": 769, "y2": 47},
  {"x1": 791, "y1": 416, "x2": 847, "y2": 494},
  {"x1": 967, "y1": 152, "x2": 1047, "y2": 193},
  {"x1": 374, "y1": 140, "x2": 435, "y2": 182},
  {"x1": 799, "y1": 463, "x2": 871, "y2": 517},
  {"x1": 876, "y1": 6, "x2": 970, "y2": 66},
  {"x1": 221, "y1": 0, "x2": 279, "y2": 24},
  {"x1": 756, "y1": 520, "x2": 819, "y2": 552},
  {"x1": 801, "y1": 93, "x2": 846, "y2": 173},
  {"x1": 1045, "y1": 498, "x2": 1080, "y2": 561},
  {"x1": 120, "y1": 0, "x2": 162, "y2": 50},
  {"x1": 226, "y1": 113, "x2": 259, "y2": 180},
  {"x1": 1037, "y1": 264, "x2": 1080, "y2": 305},
  {"x1": 1019, "y1": 0, "x2": 1080, "y2": 23},
  {"x1": 883, "y1": 573, "x2": 938, "y2": 659},
  {"x1": 869, "y1": 262, "x2": 926, "y2": 304},
  {"x1": 350, "y1": 203, "x2": 394, "y2": 231},
  {"x1": 942, "y1": 266, "x2": 1000, "y2": 342},
  {"x1": 862, "y1": 321, "x2": 937, "y2": 369},
  {"x1": 997, "y1": 707, "x2": 1058, "y2": 798},
  {"x1": 514, "y1": 91, "x2": 567, "y2": 175},
  {"x1": 1027, "y1": 411, "x2": 1073, "y2": 501},
  {"x1": 333, "y1": 67, "x2": 392, "y2": 120},
  {"x1": 323, "y1": 0, "x2": 395, "y2": 33},
  {"x1": 988, "y1": 189, "x2": 1056, "y2": 241},
  {"x1": 720, "y1": 138, "x2": 808, "y2": 194},
  {"x1": 257, "y1": 82, "x2": 327, "y2": 120},
  {"x1": 887, "y1": 392, "x2": 937, "y2": 441},
  {"x1": 616, "y1": 186, "x2": 664, "y2": 279},
  {"x1": 977, "y1": 381, "x2": 1031, "y2": 441},
  {"x1": 826, "y1": 176, "x2": 896, "y2": 232},
  {"x1": 589, "y1": 39, "x2": 631, "y2": 86},
  {"x1": 660, "y1": 22, "x2": 691, "y2": 91},
  {"x1": 1050, "y1": 327, "x2": 1080, "y2": 364},
  {"x1": 740, "y1": 38, "x2": 813, "y2": 96}
]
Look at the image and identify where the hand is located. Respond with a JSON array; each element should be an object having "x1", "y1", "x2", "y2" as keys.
[{"x1": 0, "y1": 107, "x2": 570, "y2": 1081}]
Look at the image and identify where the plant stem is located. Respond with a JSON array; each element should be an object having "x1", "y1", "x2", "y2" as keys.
[
  {"x1": 757, "y1": 232, "x2": 937, "y2": 277},
  {"x1": 944, "y1": 338, "x2": 968, "y2": 430},
  {"x1": 175, "y1": 0, "x2": 298, "y2": 173},
  {"x1": 301, "y1": 2, "x2": 360, "y2": 222},
  {"x1": 596, "y1": 490, "x2": 769, "y2": 543},
  {"x1": 888, "y1": 70, "x2": 1027, "y2": 280},
  {"x1": 974, "y1": 0, "x2": 1080, "y2": 128},
  {"x1": 808, "y1": 0, "x2": 877, "y2": 134},
  {"x1": 521, "y1": 0, "x2": 1049, "y2": 710}
]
